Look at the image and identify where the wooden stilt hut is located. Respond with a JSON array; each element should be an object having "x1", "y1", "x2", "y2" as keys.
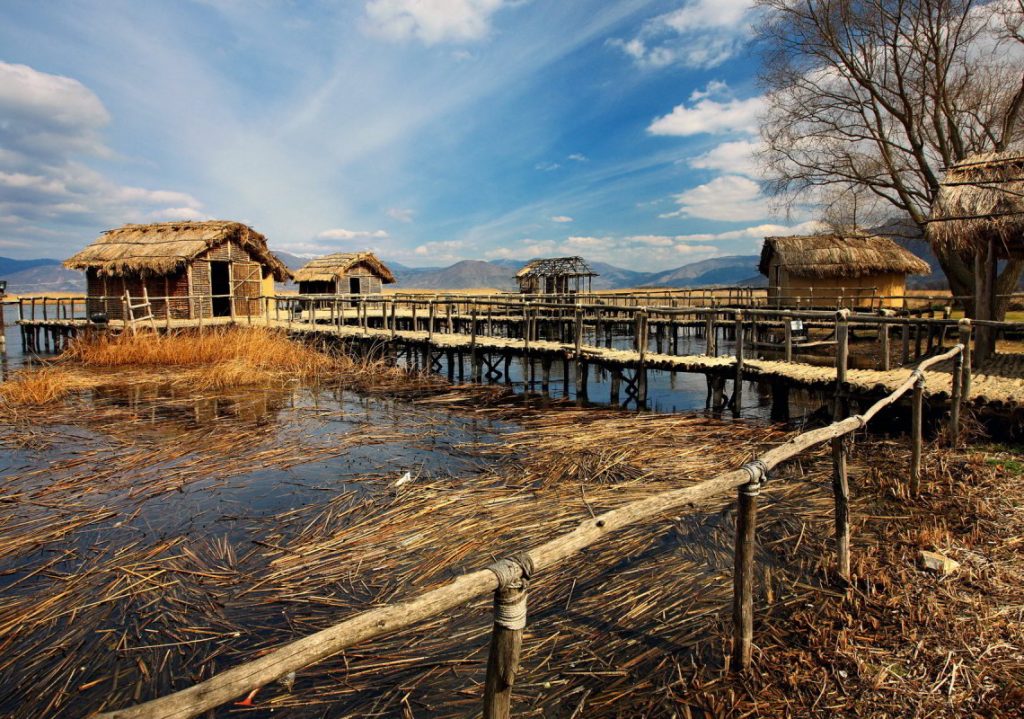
[
  {"x1": 294, "y1": 253, "x2": 396, "y2": 297},
  {"x1": 516, "y1": 256, "x2": 597, "y2": 296},
  {"x1": 929, "y1": 151, "x2": 1024, "y2": 362},
  {"x1": 64, "y1": 221, "x2": 292, "y2": 322}
]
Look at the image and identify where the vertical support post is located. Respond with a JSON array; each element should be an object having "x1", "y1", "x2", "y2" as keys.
[
  {"x1": 959, "y1": 318, "x2": 972, "y2": 402},
  {"x1": 574, "y1": 307, "x2": 583, "y2": 353},
  {"x1": 879, "y1": 312, "x2": 891, "y2": 371},
  {"x1": 610, "y1": 368, "x2": 621, "y2": 405},
  {"x1": 901, "y1": 321, "x2": 910, "y2": 365},
  {"x1": 950, "y1": 347, "x2": 963, "y2": 448},
  {"x1": 732, "y1": 478, "x2": 759, "y2": 672},
  {"x1": 732, "y1": 311, "x2": 744, "y2": 416},
  {"x1": 482, "y1": 577, "x2": 527, "y2": 719},
  {"x1": 832, "y1": 309, "x2": 851, "y2": 582},
  {"x1": 910, "y1": 373, "x2": 925, "y2": 496},
  {"x1": 428, "y1": 301, "x2": 436, "y2": 341},
  {"x1": 974, "y1": 238, "x2": 997, "y2": 363},
  {"x1": 783, "y1": 314, "x2": 792, "y2": 363}
]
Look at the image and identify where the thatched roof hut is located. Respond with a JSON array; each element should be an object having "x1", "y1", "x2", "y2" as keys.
[
  {"x1": 516, "y1": 256, "x2": 597, "y2": 295},
  {"x1": 65, "y1": 221, "x2": 292, "y2": 321},
  {"x1": 928, "y1": 151, "x2": 1024, "y2": 258},
  {"x1": 293, "y1": 252, "x2": 395, "y2": 296},
  {"x1": 65, "y1": 221, "x2": 292, "y2": 280},
  {"x1": 759, "y1": 234, "x2": 930, "y2": 307}
]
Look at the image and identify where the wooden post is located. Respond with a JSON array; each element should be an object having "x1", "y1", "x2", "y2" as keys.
[
  {"x1": 574, "y1": 307, "x2": 583, "y2": 352},
  {"x1": 783, "y1": 314, "x2": 792, "y2": 362},
  {"x1": 910, "y1": 373, "x2": 924, "y2": 496},
  {"x1": 732, "y1": 311, "x2": 744, "y2": 415},
  {"x1": 610, "y1": 368, "x2": 621, "y2": 405},
  {"x1": 959, "y1": 318, "x2": 972, "y2": 401},
  {"x1": 428, "y1": 301, "x2": 436, "y2": 341},
  {"x1": 541, "y1": 358, "x2": 551, "y2": 394},
  {"x1": 950, "y1": 347, "x2": 963, "y2": 448},
  {"x1": 482, "y1": 578, "x2": 527, "y2": 719},
  {"x1": 901, "y1": 321, "x2": 910, "y2": 365},
  {"x1": 732, "y1": 480, "x2": 759, "y2": 672},
  {"x1": 974, "y1": 238, "x2": 997, "y2": 363},
  {"x1": 879, "y1": 311, "x2": 891, "y2": 371},
  {"x1": 832, "y1": 309, "x2": 851, "y2": 581}
]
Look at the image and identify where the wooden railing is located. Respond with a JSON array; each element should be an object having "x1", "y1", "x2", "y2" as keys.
[{"x1": 97, "y1": 327, "x2": 971, "y2": 719}]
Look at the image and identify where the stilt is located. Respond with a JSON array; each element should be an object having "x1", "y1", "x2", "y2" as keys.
[{"x1": 732, "y1": 480, "x2": 759, "y2": 672}]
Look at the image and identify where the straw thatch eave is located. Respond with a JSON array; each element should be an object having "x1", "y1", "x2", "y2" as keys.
[
  {"x1": 516, "y1": 256, "x2": 597, "y2": 279},
  {"x1": 927, "y1": 151, "x2": 1024, "y2": 258},
  {"x1": 759, "y1": 234, "x2": 930, "y2": 279},
  {"x1": 64, "y1": 221, "x2": 293, "y2": 281},
  {"x1": 293, "y1": 253, "x2": 396, "y2": 284}
]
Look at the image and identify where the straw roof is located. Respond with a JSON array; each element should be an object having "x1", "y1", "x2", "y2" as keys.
[
  {"x1": 64, "y1": 221, "x2": 293, "y2": 280},
  {"x1": 928, "y1": 151, "x2": 1024, "y2": 257},
  {"x1": 516, "y1": 256, "x2": 597, "y2": 279},
  {"x1": 293, "y1": 252, "x2": 396, "y2": 284},
  {"x1": 759, "y1": 234, "x2": 930, "y2": 279}
]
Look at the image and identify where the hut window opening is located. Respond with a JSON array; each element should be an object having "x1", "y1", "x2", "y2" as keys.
[
  {"x1": 349, "y1": 277, "x2": 361, "y2": 295},
  {"x1": 211, "y1": 261, "x2": 232, "y2": 317}
]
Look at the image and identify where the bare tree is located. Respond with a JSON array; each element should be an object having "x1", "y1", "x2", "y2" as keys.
[{"x1": 758, "y1": 0, "x2": 1024, "y2": 315}]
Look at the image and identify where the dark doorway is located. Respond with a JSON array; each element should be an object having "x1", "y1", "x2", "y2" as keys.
[
  {"x1": 211, "y1": 261, "x2": 231, "y2": 317},
  {"x1": 349, "y1": 277, "x2": 360, "y2": 294}
]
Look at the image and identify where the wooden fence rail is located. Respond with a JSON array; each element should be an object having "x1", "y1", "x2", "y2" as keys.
[{"x1": 98, "y1": 342, "x2": 968, "y2": 719}]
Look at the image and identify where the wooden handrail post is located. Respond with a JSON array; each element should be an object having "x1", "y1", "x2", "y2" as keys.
[
  {"x1": 879, "y1": 310, "x2": 891, "y2": 371},
  {"x1": 482, "y1": 560, "x2": 530, "y2": 719},
  {"x1": 732, "y1": 311, "x2": 744, "y2": 415},
  {"x1": 783, "y1": 313, "x2": 792, "y2": 363},
  {"x1": 428, "y1": 301, "x2": 436, "y2": 341},
  {"x1": 732, "y1": 473, "x2": 761, "y2": 672},
  {"x1": 959, "y1": 318, "x2": 972, "y2": 399},
  {"x1": 832, "y1": 309, "x2": 851, "y2": 581},
  {"x1": 705, "y1": 309, "x2": 716, "y2": 356},
  {"x1": 950, "y1": 347, "x2": 964, "y2": 448},
  {"x1": 910, "y1": 373, "x2": 925, "y2": 496},
  {"x1": 574, "y1": 307, "x2": 583, "y2": 352}
]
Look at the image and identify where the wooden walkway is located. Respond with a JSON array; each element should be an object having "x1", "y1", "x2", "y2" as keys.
[{"x1": 14, "y1": 313, "x2": 1024, "y2": 408}]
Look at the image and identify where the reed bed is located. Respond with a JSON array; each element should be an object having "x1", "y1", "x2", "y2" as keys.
[
  {"x1": 0, "y1": 327, "x2": 442, "y2": 406},
  {"x1": 1, "y1": 355, "x2": 1018, "y2": 716}
]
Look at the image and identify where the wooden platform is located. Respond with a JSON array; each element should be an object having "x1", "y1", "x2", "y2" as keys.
[{"x1": 15, "y1": 315, "x2": 1024, "y2": 408}]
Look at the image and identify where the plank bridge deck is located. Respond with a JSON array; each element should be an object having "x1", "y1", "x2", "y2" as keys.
[{"x1": 16, "y1": 316, "x2": 1024, "y2": 407}]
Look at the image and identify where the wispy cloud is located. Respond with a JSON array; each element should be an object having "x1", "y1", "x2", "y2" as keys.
[
  {"x1": 362, "y1": 0, "x2": 509, "y2": 45},
  {"x1": 317, "y1": 228, "x2": 390, "y2": 240},
  {"x1": 387, "y1": 207, "x2": 416, "y2": 223},
  {"x1": 609, "y1": 0, "x2": 756, "y2": 69},
  {"x1": 550, "y1": 215, "x2": 574, "y2": 223},
  {"x1": 661, "y1": 175, "x2": 768, "y2": 221}
]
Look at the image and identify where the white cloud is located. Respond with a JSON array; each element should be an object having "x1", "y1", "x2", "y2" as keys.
[
  {"x1": 672, "y1": 221, "x2": 826, "y2": 245},
  {"x1": 317, "y1": 228, "x2": 390, "y2": 240},
  {"x1": 625, "y1": 234, "x2": 676, "y2": 246},
  {"x1": 0, "y1": 63, "x2": 207, "y2": 245},
  {"x1": 567, "y1": 153, "x2": 588, "y2": 162},
  {"x1": 363, "y1": 0, "x2": 507, "y2": 45},
  {"x1": 610, "y1": 0, "x2": 756, "y2": 69},
  {"x1": 413, "y1": 239, "x2": 466, "y2": 261},
  {"x1": 0, "y1": 61, "x2": 111, "y2": 160},
  {"x1": 688, "y1": 139, "x2": 761, "y2": 176},
  {"x1": 534, "y1": 161, "x2": 561, "y2": 172},
  {"x1": 648, "y1": 87, "x2": 765, "y2": 137},
  {"x1": 387, "y1": 207, "x2": 416, "y2": 223},
  {"x1": 661, "y1": 175, "x2": 768, "y2": 221},
  {"x1": 550, "y1": 215, "x2": 574, "y2": 223}
]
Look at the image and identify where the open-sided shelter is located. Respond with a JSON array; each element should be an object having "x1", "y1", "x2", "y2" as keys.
[
  {"x1": 758, "y1": 234, "x2": 930, "y2": 307},
  {"x1": 293, "y1": 253, "x2": 396, "y2": 296},
  {"x1": 65, "y1": 221, "x2": 292, "y2": 321},
  {"x1": 928, "y1": 150, "x2": 1024, "y2": 359},
  {"x1": 516, "y1": 256, "x2": 597, "y2": 295}
]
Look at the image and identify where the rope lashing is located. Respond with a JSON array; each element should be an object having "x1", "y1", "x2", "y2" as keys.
[
  {"x1": 740, "y1": 458, "x2": 768, "y2": 492},
  {"x1": 486, "y1": 552, "x2": 534, "y2": 631}
]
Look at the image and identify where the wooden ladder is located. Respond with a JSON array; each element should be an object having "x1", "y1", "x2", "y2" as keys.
[{"x1": 123, "y1": 287, "x2": 158, "y2": 334}]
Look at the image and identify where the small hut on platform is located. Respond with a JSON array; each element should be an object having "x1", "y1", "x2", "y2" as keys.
[
  {"x1": 928, "y1": 151, "x2": 1024, "y2": 360},
  {"x1": 293, "y1": 253, "x2": 396, "y2": 296},
  {"x1": 758, "y1": 234, "x2": 930, "y2": 308},
  {"x1": 516, "y1": 256, "x2": 597, "y2": 295},
  {"x1": 65, "y1": 221, "x2": 292, "y2": 321}
]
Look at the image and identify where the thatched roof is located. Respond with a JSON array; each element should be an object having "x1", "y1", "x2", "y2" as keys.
[
  {"x1": 759, "y1": 234, "x2": 930, "y2": 279},
  {"x1": 516, "y1": 256, "x2": 597, "y2": 279},
  {"x1": 64, "y1": 221, "x2": 293, "y2": 280},
  {"x1": 293, "y1": 252, "x2": 396, "y2": 284},
  {"x1": 928, "y1": 151, "x2": 1024, "y2": 257}
]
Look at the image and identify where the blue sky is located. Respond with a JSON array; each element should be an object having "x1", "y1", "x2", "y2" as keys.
[{"x1": 0, "y1": 0, "x2": 819, "y2": 270}]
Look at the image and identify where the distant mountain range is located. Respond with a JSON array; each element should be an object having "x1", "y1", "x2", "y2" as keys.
[{"x1": 5, "y1": 246, "x2": 955, "y2": 294}]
